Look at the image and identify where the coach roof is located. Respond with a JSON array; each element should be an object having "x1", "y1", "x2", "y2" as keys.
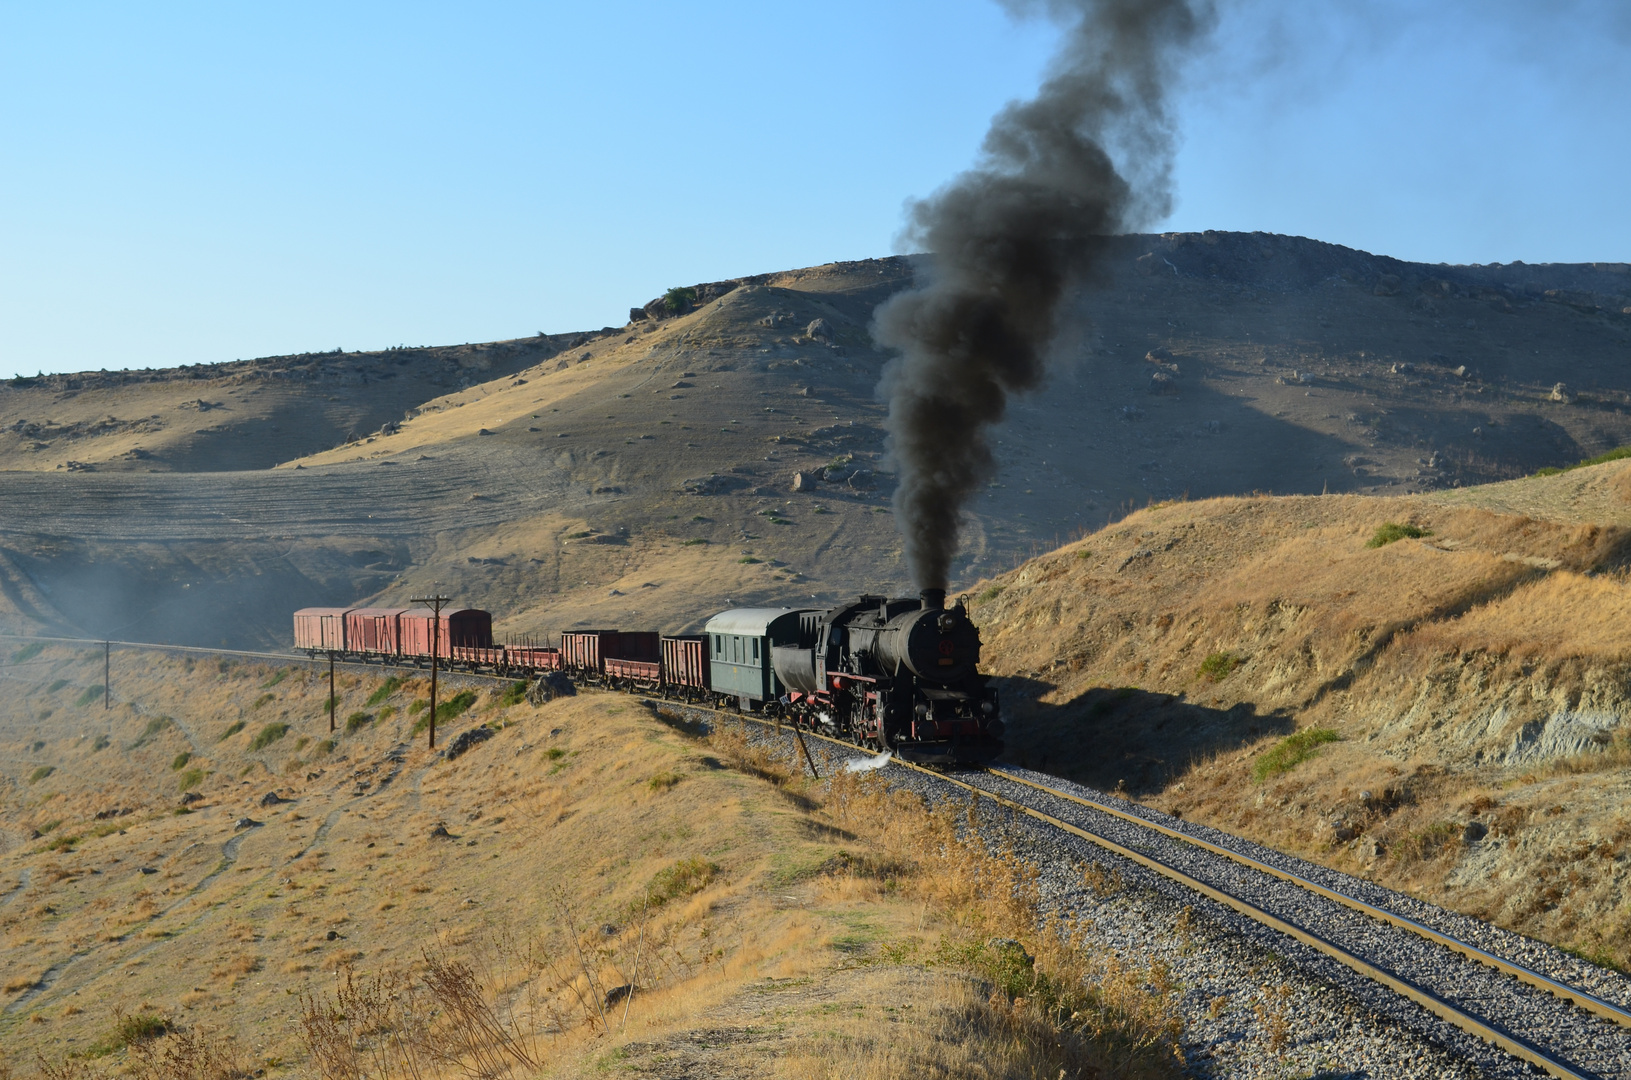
[{"x1": 703, "y1": 608, "x2": 810, "y2": 638}]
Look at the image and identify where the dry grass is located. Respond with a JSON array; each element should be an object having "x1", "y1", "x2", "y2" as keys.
[
  {"x1": 0, "y1": 639, "x2": 1193, "y2": 1078},
  {"x1": 970, "y1": 489, "x2": 1631, "y2": 972}
]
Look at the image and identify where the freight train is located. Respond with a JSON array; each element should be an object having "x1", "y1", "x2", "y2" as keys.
[{"x1": 292, "y1": 589, "x2": 1003, "y2": 766}]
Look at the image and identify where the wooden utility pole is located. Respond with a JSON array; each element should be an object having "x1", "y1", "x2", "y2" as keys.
[
  {"x1": 328, "y1": 651, "x2": 336, "y2": 733},
  {"x1": 410, "y1": 592, "x2": 450, "y2": 749},
  {"x1": 104, "y1": 641, "x2": 110, "y2": 710}
]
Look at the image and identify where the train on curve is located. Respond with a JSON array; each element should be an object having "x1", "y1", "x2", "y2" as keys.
[{"x1": 292, "y1": 588, "x2": 1003, "y2": 766}]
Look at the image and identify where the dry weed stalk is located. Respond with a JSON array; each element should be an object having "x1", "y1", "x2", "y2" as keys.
[
  {"x1": 817, "y1": 760, "x2": 1184, "y2": 1075},
  {"x1": 127, "y1": 1025, "x2": 248, "y2": 1080}
]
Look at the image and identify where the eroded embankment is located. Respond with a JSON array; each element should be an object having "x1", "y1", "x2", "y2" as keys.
[{"x1": 974, "y1": 482, "x2": 1631, "y2": 968}]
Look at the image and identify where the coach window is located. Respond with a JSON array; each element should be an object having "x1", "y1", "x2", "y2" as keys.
[{"x1": 752, "y1": 639, "x2": 760, "y2": 661}]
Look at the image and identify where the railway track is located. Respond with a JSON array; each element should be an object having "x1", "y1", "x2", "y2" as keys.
[
  {"x1": 9, "y1": 633, "x2": 1631, "y2": 1076},
  {"x1": 724, "y1": 711, "x2": 1631, "y2": 1080}
]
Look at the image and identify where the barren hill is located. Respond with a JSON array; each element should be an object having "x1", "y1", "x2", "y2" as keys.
[
  {"x1": 3, "y1": 232, "x2": 1631, "y2": 647},
  {"x1": 971, "y1": 461, "x2": 1631, "y2": 969}
]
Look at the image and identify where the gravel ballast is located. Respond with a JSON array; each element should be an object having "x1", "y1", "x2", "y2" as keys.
[{"x1": 694, "y1": 707, "x2": 1631, "y2": 1079}]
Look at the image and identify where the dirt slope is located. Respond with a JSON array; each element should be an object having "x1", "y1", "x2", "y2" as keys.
[
  {"x1": 4, "y1": 233, "x2": 1631, "y2": 648},
  {"x1": 973, "y1": 462, "x2": 1631, "y2": 968},
  {"x1": 0, "y1": 646, "x2": 1182, "y2": 1079}
]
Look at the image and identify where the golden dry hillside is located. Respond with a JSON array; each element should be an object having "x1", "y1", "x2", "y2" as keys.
[
  {"x1": 973, "y1": 459, "x2": 1631, "y2": 968},
  {"x1": 5, "y1": 233, "x2": 1631, "y2": 649},
  {"x1": 0, "y1": 645, "x2": 1182, "y2": 1079}
]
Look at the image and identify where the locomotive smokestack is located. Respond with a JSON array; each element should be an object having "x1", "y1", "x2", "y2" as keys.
[
  {"x1": 873, "y1": 0, "x2": 1211, "y2": 592},
  {"x1": 920, "y1": 587, "x2": 946, "y2": 611}
]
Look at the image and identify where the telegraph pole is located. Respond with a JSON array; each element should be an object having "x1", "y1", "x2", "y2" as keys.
[
  {"x1": 410, "y1": 591, "x2": 450, "y2": 749},
  {"x1": 104, "y1": 641, "x2": 110, "y2": 710},
  {"x1": 328, "y1": 650, "x2": 336, "y2": 733}
]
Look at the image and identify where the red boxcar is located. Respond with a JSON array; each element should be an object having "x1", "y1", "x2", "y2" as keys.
[
  {"x1": 660, "y1": 636, "x2": 710, "y2": 691},
  {"x1": 614, "y1": 632, "x2": 661, "y2": 663},
  {"x1": 293, "y1": 607, "x2": 353, "y2": 651},
  {"x1": 400, "y1": 609, "x2": 494, "y2": 657},
  {"x1": 604, "y1": 657, "x2": 662, "y2": 687},
  {"x1": 559, "y1": 630, "x2": 622, "y2": 674},
  {"x1": 507, "y1": 647, "x2": 562, "y2": 671},
  {"x1": 345, "y1": 608, "x2": 409, "y2": 656}
]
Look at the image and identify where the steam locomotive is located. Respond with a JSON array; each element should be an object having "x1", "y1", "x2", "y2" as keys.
[
  {"x1": 765, "y1": 588, "x2": 1002, "y2": 765},
  {"x1": 293, "y1": 588, "x2": 1003, "y2": 767}
]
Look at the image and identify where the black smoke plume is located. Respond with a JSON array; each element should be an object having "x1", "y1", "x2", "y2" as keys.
[{"x1": 873, "y1": 0, "x2": 1212, "y2": 590}]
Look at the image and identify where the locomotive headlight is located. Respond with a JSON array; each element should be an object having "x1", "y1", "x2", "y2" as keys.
[
  {"x1": 937, "y1": 613, "x2": 957, "y2": 633},
  {"x1": 980, "y1": 701, "x2": 995, "y2": 714}
]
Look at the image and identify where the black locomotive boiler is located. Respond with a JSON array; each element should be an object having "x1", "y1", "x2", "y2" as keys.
[{"x1": 770, "y1": 588, "x2": 1003, "y2": 766}]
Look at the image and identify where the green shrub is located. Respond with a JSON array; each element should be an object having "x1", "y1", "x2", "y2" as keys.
[
  {"x1": 171, "y1": 752, "x2": 191, "y2": 771},
  {"x1": 28, "y1": 765, "x2": 54, "y2": 784},
  {"x1": 218, "y1": 720, "x2": 245, "y2": 741},
  {"x1": 1366, "y1": 522, "x2": 1431, "y2": 548},
  {"x1": 641, "y1": 857, "x2": 717, "y2": 912},
  {"x1": 647, "y1": 770, "x2": 684, "y2": 792},
  {"x1": 661, "y1": 285, "x2": 697, "y2": 313},
  {"x1": 1198, "y1": 652, "x2": 1238, "y2": 682},
  {"x1": 1534, "y1": 466, "x2": 1564, "y2": 477},
  {"x1": 313, "y1": 739, "x2": 335, "y2": 757},
  {"x1": 497, "y1": 681, "x2": 529, "y2": 708},
  {"x1": 345, "y1": 711, "x2": 374, "y2": 735},
  {"x1": 411, "y1": 715, "x2": 430, "y2": 737},
  {"x1": 366, "y1": 676, "x2": 404, "y2": 706},
  {"x1": 259, "y1": 669, "x2": 287, "y2": 690},
  {"x1": 250, "y1": 722, "x2": 290, "y2": 751},
  {"x1": 294, "y1": 736, "x2": 309, "y2": 750},
  {"x1": 738, "y1": 556, "x2": 761, "y2": 564},
  {"x1": 132, "y1": 716, "x2": 173, "y2": 748},
  {"x1": 682, "y1": 538, "x2": 708, "y2": 546},
  {"x1": 47, "y1": 678, "x2": 68, "y2": 693},
  {"x1": 92, "y1": 734, "x2": 110, "y2": 752},
  {"x1": 1253, "y1": 728, "x2": 1342, "y2": 781},
  {"x1": 115, "y1": 1013, "x2": 171, "y2": 1046},
  {"x1": 252, "y1": 693, "x2": 276, "y2": 710},
  {"x1": 178, "y1": 768, "x2": 204, "y2": 791},
  {"x1": 378, "y1": 705, "x2": 397, "y2": 722},
  {"x1": 435, "y1": 691, "x2": 478, "y2": 723},
  {"x1": 11, "y1": 642, "x2": 44, "y2": 662},
  {"x1": 976, "y1": 584, "x2": 1006, "y2": 603},
  {"x1": 408, "y1": 699, "x2": 428, "y2": 716},
  {"x1": 44, "y1": 835, "x2": 78, "y2": 852},
  {"x1": 546, "y1": 746, "x2": 566, "y2": 761},
  {"x1": 74, "y1": 685, "x2": 104, "y2": 707}
]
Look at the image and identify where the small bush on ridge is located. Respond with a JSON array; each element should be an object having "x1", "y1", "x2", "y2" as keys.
[{"x1": 1367, "y1": 522, "x2": 1430, "y2": 548}]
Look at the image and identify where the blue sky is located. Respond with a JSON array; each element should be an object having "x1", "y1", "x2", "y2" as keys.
[{"x1": 2, "y1": 1, "x2": 1627, "y2": 379}]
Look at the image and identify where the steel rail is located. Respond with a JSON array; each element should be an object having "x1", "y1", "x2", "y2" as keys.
[
  {"x1": 986, "y1": 766, "x2": 1631, "y2": 1032},
  {"x1": 733, "y1": 714, "x2": 1597, "y2": 1080}
]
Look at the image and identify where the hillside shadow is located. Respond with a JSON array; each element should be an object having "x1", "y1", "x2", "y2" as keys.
[{"x1": 994, "y1": 676, "x2": 1294, "y2": 796}]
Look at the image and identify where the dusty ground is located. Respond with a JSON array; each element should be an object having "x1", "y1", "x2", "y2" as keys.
[
  {"x1": 0, "y1": 647, "x2": 1178, "y2": 1079},
  {"x1": 5, "y1": 232, "x2": 1631, "y2": 649},
  {"x1": 972, "y1": 462, "x2": 1631, "y2": 968}
]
